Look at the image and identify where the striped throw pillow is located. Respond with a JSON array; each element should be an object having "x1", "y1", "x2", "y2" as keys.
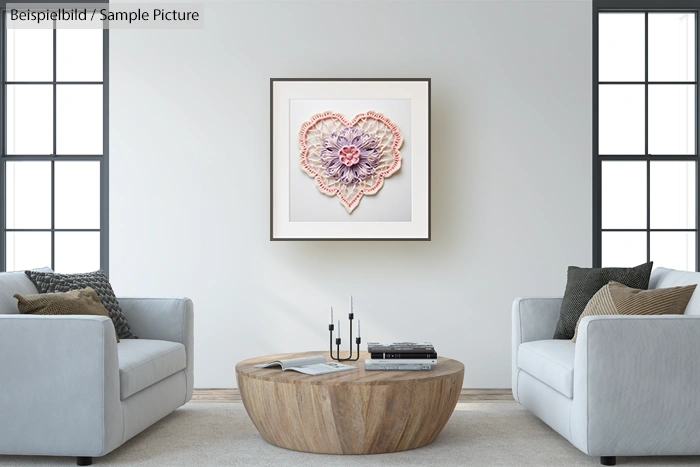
[{"x1": 571, "y1": 280, "x2": 697, "y2": 342}]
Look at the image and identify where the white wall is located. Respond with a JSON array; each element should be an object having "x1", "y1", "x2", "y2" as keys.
[{"x1": 110, "y1": 0, "x2": 592, "y2": 388}]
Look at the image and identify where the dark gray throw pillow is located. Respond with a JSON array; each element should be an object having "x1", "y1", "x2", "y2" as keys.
[
  {"x1": 552, "y1": 262, "x2": 653, "y2": 340},
  {"x1": 25, "y1": 270, "x2": 136, "y2": 340}
]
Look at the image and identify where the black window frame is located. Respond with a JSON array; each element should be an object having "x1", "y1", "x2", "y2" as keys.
[
  {"x1": 593, "y1": 0, "x2": 700, "y2": 270},
  {"x1": 0, "y1": 0, "x2": 109, "y2": 274}
]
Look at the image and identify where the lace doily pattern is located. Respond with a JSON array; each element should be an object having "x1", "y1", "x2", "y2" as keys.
[{"x1": 299, "y1": 111, "x2": 403, "y2": 213}]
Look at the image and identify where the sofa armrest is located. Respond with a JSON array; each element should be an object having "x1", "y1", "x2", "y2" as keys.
[
  {"x1": 511, "y1": 297, "x2": 562, "y2": 402},
  {"x1": 0, "y1": 315, "x2": 122, "y2": 457},
  {"x1": 512, "y1": 297, "x2": 562, "y2": 345},
  {"x1": 511, "y1": 297, "x2": 562, "y2": 401},
  {"x1": 571, "y1": 315, "x2": 700, "y2": 457},
  {"x1": 119, "y1": 297, "x2": 194, "y2": 401}
]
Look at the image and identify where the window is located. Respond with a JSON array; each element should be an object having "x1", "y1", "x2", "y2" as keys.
[
  {"x1": 593, "y1": 1, "x2": 699, "y2": 271},
  {"x1": 0, "y1": 15, "x2": 108, "y2": 273}
]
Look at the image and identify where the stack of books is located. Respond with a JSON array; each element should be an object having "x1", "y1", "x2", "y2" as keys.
[{"x1": 365, "y1": 342, "x2": 437, "y2": 371}]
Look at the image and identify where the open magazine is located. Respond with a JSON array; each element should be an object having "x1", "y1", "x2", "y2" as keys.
[{"x1": 254, "y1": 355, "x2": 356, "y2": 376}]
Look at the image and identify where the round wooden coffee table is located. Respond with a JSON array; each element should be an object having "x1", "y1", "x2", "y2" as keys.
[{"x1": 236, "y1": 351, "x2": 464, "y2": 454}]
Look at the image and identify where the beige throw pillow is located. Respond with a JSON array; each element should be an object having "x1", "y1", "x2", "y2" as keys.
[
  {"x1": 14, "y1": 287, "x2": 120, "y2": 343},
  {"x1": 572, "y1": 280, "x2": 696, "y2": 342}
]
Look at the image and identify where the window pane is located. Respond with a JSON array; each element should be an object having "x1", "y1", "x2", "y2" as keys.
[
  {"x1": 648, "y1": 85, "x2": 695, "y2": 155},
  {"x1": 57, "y1": 29, "x2": 103, "y2": 82},
  {"x1": 649, "y1": 13, "x2": 696, "y2": 82},
  {"x1": 602, "y1": 232, "x2": 647, "y2": 267},
  {"x1": 6, "y1": 27, "x2": 53, "y2": 81},
  {"x1": 650, "y1": 161, "x2": 695, "y2": 229},
  {"x1": 7, "y1": 85, "x2": 53, "y2": 155},
  {"x1": 651, "y1": 232, "x2": 695, "y2": 271},
  {"x1": 599, "y1": 13, "x2": 645, "y2": 82},
  {"x1": 599, "y1": 85, "x2": 645, "y2": 155},
  {"x1": 6, "y1": 162, "x2": 52, "y2": 229},
  {"x1": 55, "y1": 162, "x2": 100, "y2": 229},
  {"x1": 56, "y1": 85, "x2": 103, "y2": 155},
  {"x1": 602, "y1": 161, "x2": 647, "y2": 229},
  {"x1": 6, "y1": 232, "x2": 51, "y2": 272},
  {"x1": 54, "y1": 232, "x2": 100, "y2": 274}
]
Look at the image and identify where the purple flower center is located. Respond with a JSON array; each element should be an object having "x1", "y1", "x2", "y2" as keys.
[
  {"x1": 320, "y1": 126, "x2": 382, "y2": 185},
  {"x1": 338, "y1": 145, "x2": 361, "y2": 166}
]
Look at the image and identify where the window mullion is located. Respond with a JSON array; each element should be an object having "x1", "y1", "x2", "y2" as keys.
[
  {"x1": 645, "y1": 12, "x2": 651, "y2": 264},
  {"x1": 101, "y1": 27, "x2": 108, "y2": 276},
  {"x1": 50, "y1": 160, "x2": 54, "y2": 270},
  {"x1": 694, "y1": 12, "x2": 700, "y2": 271},
  {"x1": 1, "y1": 12, "x2": 6, "y2": 270},
  {"x1": 51, "y1": 21, "x2": 56, "y2": 270}
]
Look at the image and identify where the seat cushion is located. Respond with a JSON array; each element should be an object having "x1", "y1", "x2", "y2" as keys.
[
  {"x1": 650, "y1": 267, "x2": 700, "y2": 315},
  {"x1": 118, "y1": 339, "x2": 186, "y2": 400},
  {"x1": 518, "y1": 340, "x2": 575, "y2": 398}
]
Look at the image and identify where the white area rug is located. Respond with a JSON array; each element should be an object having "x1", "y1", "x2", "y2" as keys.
[{"x1": 1, "y1": 403, "x2": 699, "y2": 466}]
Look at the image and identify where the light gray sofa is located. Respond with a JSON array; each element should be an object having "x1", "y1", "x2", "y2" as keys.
[
  {"x1": 512, "y1": 267, "x2": 700, "y2": 466},
  {"x1": 0, "y1": 269, "x2": 194, "y2": 466}
]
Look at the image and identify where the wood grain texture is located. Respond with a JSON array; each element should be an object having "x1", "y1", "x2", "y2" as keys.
[
  {"x1": 235, "y1": 351, "x2": 464, "y2": 454},
  {"x1": 191, "y1": 388, "x2": 513, "y2": 403}
]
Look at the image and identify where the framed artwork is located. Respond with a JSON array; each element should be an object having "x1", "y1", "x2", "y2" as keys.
[{"x1": 270, "y1": 78, "x2": 431, "y2": 240}]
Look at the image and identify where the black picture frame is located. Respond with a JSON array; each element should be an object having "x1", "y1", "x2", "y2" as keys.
[{"x1": 270, "y1": 78, "x2": 431, "y2": 241}]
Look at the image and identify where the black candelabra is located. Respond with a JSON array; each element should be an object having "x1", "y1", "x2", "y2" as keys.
[{"x1": 328, "y1": 303, "x2": 361, "y2": 362}]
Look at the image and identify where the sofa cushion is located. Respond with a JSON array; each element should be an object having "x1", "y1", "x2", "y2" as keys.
[
  {"x1": 0, "y1": 268, "x2": 53, "y2": 314},
  {"x1": 26, "y1": 270, "x2": 136, "y2": 339},
  {"x1": 518, "y1": 340, "x2": 575, "y2": 398},
  {"x1": 118, "y1": 339, "x2": 186, "y2": 400},
  {"x1": 553, "y1": 262, "x2": 653, "y2": 339},
  {"x1": 15, "y1": 287, "x2": 120, "y2": 343},
  {"x1": 650, "y1": 267, "x2": 700, "y2": 315},
  {"x1": 572, "y1": 280, "x2": 696, "y2": 342}
]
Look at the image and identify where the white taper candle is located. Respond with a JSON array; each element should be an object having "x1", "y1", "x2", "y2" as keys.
[
  {"x1": 336, "y1": 319, "x2": 340, "y2": 339},
  {"x1": 350, "y1": 295, "x2": 353, "y2": 315},
  {"x1": 329, "y1": 306, "x2": 333, "y2": 325},
  {"x1": 358, "y1": 319, "x2": 361, "y2": 338}
]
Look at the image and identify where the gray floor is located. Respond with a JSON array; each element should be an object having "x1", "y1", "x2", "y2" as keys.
[{"x1": 1, "y1": 403, "x2": 699, "y2": 466}]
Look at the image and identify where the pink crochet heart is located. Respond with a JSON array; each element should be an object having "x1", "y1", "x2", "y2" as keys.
[{"x1": 299, "y1": 110, "x2": 403, "y2": 213}]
